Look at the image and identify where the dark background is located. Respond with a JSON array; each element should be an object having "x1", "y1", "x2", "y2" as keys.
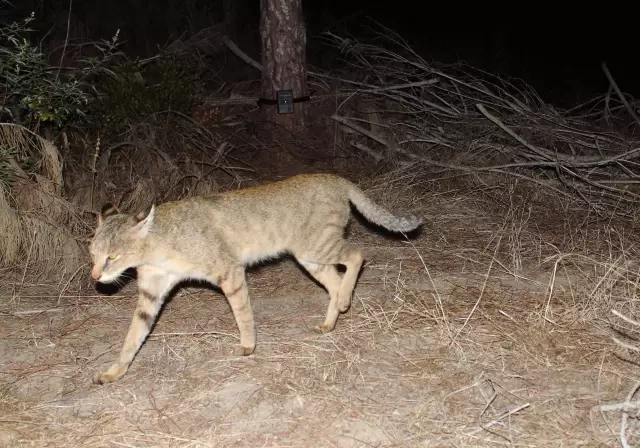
[{"x1": 5, "y1": 0, "x2": 637, "y2": 108}]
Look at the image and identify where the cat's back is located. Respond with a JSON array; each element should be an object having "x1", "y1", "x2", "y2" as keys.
[{"x1": 146, "y1": 173, "x2": 353, "y2": 245}]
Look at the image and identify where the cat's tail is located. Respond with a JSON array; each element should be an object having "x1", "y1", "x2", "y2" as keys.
[{"x1": 346, "y1": 182, "x2": 422, "y2": 233}]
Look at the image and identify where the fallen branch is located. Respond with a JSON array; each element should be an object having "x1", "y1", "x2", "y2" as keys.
[
  {"x1": 323, "y1": 30, "x2": 640, "y2": 217},
  {"x1": 222, "y1": 35, "x2": 262, "y2": 72},
  {"x1": 602, "y1": 62, "x2": 640, "y2": 128},
  {"x1": 334, "y1": 114, "x2": 583, "y2": 204}
]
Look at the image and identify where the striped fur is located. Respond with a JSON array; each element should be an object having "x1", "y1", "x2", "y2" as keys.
[{"x1": 89, "y1": 173, "x2": 422, "y2": 384}]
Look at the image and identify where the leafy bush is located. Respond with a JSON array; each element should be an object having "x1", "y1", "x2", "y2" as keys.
[
  {"x1": 0, "y1": 14, "x2": 90, "y2": 128},
  {"x1": 1, "y1": 13, "x2": 195, "y2": 135},
  {"x1": 89, "y1": 57, "x2": 197, "y2": 139}
]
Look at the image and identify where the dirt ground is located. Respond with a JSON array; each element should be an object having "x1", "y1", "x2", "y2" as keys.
[{"x1": 1, "y1": 180, "x2": 639, "y2": 447}]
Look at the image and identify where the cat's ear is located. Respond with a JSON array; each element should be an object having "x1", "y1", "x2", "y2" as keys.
[
  {"x1": 130, "y1": 204, "x2": 155, "y2": 238},
  {"x1": 98, "y1": 203, "x2": 119, "y2": 227}
]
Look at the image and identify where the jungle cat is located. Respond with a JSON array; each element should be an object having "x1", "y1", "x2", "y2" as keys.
[{"x1": 89, "y1": 173, "x2": 422, "y2": 384}]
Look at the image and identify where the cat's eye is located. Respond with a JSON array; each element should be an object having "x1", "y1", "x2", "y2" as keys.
[{"x1": 107, "y1": 254, "x2": 118, "y2": 261}]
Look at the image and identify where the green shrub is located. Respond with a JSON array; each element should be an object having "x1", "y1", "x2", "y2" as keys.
[
  {"x1": 89, "y1": 57, "x2": 197, "y2": 139},
  {"x1": 0, "y1": 13, "x2": 89, "y2": 128}
]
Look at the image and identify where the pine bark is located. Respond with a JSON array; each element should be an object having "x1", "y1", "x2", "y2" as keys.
[{"x1": 259, "y1": 0, "x2": 307, "y2": 133}]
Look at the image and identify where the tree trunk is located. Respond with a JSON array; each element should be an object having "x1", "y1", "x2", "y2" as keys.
[{"x1": 259, "y1": 0, "x2": 307, "y2": 134}]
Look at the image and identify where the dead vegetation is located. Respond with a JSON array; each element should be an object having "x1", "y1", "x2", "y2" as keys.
[
  {"x1": 0, "y1": 124, "x2": 86, "y2": 278},
  {"x1": 2, "y1": 26, "x2": 640, "y2": 447},
  {"x1": 320, "y1": 28, "x2": 640, "y2": 219}
]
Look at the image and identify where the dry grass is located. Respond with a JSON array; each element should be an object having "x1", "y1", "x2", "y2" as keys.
[
  {"x1": 67, "y1": 110, "x2": 249, "y2": 218},
  {"x1": 4, "y1": 25, "x2": 640, "y2": 447},
  {"x1": 1, "y1": 104, "x2": 248, "y2": 279},
  {"x1": 1, "y1": 169, "x2": 640, "y2": 446},
  {"x1": 0, "y1": 124, "x2": 86, "y2": 277}
]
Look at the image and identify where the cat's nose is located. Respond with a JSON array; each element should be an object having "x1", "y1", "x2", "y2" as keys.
[{"x1": 90, "y1": 266, "x2": 101, "y2": 281}]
